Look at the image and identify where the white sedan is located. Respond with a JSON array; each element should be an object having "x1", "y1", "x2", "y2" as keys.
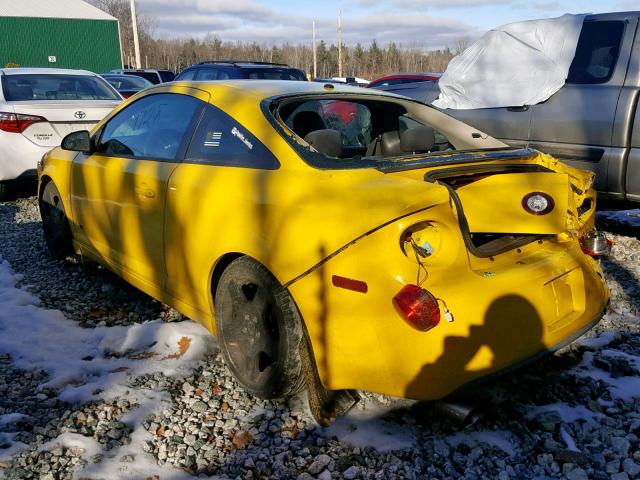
[{"x1": 0, "y1": 68, "x2": 122, "y2": 200}]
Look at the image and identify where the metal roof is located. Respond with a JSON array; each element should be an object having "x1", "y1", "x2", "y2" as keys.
[{"x1": 0, "y1": 0, "x2": 116, "y2": 21}]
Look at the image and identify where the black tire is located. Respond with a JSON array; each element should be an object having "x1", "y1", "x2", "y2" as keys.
[
  {"x1": 39, "y1": 181, "x2": 73, "y2": 259},
  {"x1": 215, "y1": 256, "x2": 305, "y2": 399}
]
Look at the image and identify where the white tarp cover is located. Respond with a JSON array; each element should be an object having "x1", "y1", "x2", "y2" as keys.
[{"x1": 433, "y1": 14, "x2": 586, "y2": 110}]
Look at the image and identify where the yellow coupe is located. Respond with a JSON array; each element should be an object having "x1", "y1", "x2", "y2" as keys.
[{"x1": 38, "y1": 80, "x2": 609, "y2": 422}]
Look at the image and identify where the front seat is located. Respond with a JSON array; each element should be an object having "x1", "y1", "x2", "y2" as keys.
[
  {"x1": 400, "y1": 125, "x2": 436, "y2": 154},
  {"x1": 292, "y1": 110, "x2": 327, "y2": 139},
  {"x1": 304, "y1": 129, "x2": 343, "y2": 158}
]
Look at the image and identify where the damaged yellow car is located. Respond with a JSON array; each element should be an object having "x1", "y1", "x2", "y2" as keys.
[{"x1": 38, "y1": 80, "x2": 609, "y2": 422}]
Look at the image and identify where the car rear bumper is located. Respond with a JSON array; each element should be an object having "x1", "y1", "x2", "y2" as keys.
[
  {"x1": 0, "y1": 133, "x2": 51, "y2": 181},
  {"x1": 288, "y1": 206, "x2": 610, "y2": 400}
]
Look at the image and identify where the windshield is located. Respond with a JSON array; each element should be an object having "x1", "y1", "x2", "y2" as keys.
[
  {"x1": 2, "y1": 74, "x2": 121, "y2": 101},
  {"x1": 103, "y1": 75, "x2": 153, "y2": 89}
]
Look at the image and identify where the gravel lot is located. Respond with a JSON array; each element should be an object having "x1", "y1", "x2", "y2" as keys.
[{"x1": 0, "y1": 196, "x2": 639, "y2": 480}]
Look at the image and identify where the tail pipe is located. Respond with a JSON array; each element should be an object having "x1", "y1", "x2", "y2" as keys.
[{"x1": 434, "y1": 399, "x2": 479, "y2": 425}]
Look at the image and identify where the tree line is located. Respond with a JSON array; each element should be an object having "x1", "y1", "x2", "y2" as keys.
[{"x1": 88, "y1": 0, "x2": 460, "y2": 79}]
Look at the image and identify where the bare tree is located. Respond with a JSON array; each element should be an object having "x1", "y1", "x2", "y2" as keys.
[
  {"x1": 453, "y1": 36, "x2": 472, "y2": 56},
  {"x1": 88, "y1": 0, "x2": 455, "y2": 78}
]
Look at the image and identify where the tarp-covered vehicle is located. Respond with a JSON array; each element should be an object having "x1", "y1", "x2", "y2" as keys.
[{"x1": 37, "y1": 81, "x2": 609, "y2": 422}]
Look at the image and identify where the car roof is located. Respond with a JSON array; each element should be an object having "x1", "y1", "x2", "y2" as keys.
[
  {"x1": 112, "y1": 69, "x2": 160, "y2": 73},
  {"x1": 185, "y1": 61, "x2": 299, "y2": 69},
  {"x1": 165, "y1": 79, "x2": 405, "y2": 101},
  {"x1": 373, "y1": 73, "x2": 441, "y2": 81},
  {"x1": 0, "y1": 67, "x2": 97, "y2": 76}
]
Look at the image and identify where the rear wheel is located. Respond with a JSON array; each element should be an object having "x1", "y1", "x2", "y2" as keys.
[
  {"x1": 214, "y1": 256, "x2": 305, "y2": 399},
  {"x1": 39, "y1": 181, "x2": 73, "y2": 259}
]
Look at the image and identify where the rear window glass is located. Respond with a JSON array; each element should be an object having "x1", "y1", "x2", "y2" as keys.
[
  {"x1": 285, "y1": 100, "x2": 373, "y2": 151},
  {"x1": 274, "y1": 96, "x2": 457, "y2": 169},
  {"x1": 567, "y1": 20, "x2": 624, "y2": 84},
  {"x1": 2, "y1": 74, "x2": 121, "y2": 101},
  {"x1": 245, "y1": 69, "x2": 306, "y2": 81}
]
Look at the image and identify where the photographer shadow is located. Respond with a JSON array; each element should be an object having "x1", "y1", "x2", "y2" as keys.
[{"x1": 406, "y1": 294, "x2": 545, "y2": 399}]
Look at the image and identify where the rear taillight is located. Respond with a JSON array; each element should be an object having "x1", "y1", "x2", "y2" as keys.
[
  {"x1": 580, "y1": 230, "x2": 612, "y2": 257},
  {"x1": 121, "y1": 93, "x2": 131, "y2": 98},
  {"x1": 393, "y1": 284, "x2": 441, "y2": 331},
  {"x1": 0, "y1": 112, "x2": 47, "y2": 133}
]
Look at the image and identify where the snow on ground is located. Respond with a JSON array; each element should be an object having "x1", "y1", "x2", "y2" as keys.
[
  {"x1": 2, "y1": 220, "x2": 640, "y2": 478},
  {"x1": 0, "y1": 257, "x2": 218, "y2": 478},
  {"x1": 323, "y1": 402, "x2": 415, "y2": 453}
]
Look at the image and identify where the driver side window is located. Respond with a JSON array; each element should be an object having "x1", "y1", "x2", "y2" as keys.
[{"x1": 96, "y1": 93, "x2": 202, "y2": 160}]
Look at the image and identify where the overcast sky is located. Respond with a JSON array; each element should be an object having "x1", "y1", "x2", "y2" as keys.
[{"x1": 136, "y1": 0, "x2": 636, "y2": 49}]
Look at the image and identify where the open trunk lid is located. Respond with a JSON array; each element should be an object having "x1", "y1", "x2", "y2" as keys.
[{"x1": 380, "y1": 148, "x2": 596, "y2": 255}]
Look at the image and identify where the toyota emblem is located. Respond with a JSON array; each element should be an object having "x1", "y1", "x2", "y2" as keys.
[{"x1": 74, "y1": 111, "x2": 86, "y2": 119}]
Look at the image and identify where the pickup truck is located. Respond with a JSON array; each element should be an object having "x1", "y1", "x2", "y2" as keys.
[{"x1": 377, "y1": 12, "x2": 640, "y2": 202}]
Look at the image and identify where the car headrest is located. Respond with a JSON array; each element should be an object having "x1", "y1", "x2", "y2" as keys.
[
  {"x1": 292, "y1": 110, "x2": 327, "y2": 139},
  {"x1": 304, "y1": 129, "x2": 343, "y2": 158},
  {"x1": 400, "y1": 125, "x2": 435, "y2": 153}
]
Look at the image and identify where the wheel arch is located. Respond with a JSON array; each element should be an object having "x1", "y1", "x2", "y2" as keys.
[{"x1": 209, "y1": 252, "x2": 245, "y2": 306}]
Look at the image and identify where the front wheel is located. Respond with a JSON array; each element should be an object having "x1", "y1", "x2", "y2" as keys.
[
  {"x1": 214, "y1": 256, "x2": 305, "y2": 399},
  {"x1": 39, "y1": 181, "x2": 73, "y2": 259}
]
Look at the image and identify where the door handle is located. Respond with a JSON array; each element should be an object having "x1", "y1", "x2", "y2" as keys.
[{"x1": 507, "y1": 105, "x2": 530, "y2": 112}]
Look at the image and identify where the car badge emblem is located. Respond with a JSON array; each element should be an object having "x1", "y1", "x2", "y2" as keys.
[{"x1": 74, "y1": 111, "x2": 86, "y2": 119}]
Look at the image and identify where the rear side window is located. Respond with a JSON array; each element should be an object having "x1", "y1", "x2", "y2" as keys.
[
  {"x1": 567, "y1": 21, "x2": 624, "y2": 84},
  {"x1": 1, "y1": 74, "x2": 120, "y2": 101},
  {"x1": 196, "y1": 68, "x2": 231, "y2": 81},
  {"x1": 185, "y1": 104, "x2": 279, "y2": 169},
  {"x1": 96, "y1": 93, "x2": 202, "y2": 160},
  {"x1": 245, "y1": 69, "x2": 306, "y2": 81},
  {"x1": 176, "y1": 69, "x2": 196, "y2": 81}
]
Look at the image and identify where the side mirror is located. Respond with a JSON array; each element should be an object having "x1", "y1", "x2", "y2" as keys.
[{"x1": 61, "y1": 130, "x2": 92, "y2": 153}]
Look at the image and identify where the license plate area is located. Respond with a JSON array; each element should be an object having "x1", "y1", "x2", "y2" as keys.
[{"x1": 543, "y1": 267, "x2": 585, "y2": 332}]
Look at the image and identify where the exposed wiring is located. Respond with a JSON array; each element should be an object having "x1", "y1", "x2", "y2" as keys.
[
  {"x1": 413, "y1": 246, "x2": 429, "y2": 286},
  {"x1": 436, "y1": 297, "x2": 454, "y2": 322}
]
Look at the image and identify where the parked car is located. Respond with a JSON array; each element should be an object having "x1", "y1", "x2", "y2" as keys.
[
  {"x1": 38, "y1": 80, "x2": 608, "y2": 422},
  {"x1": 101, "y1": 74, "x2": 153, "y2": 98},
  {"x1": 0, "y1": 68, "x2": 122, "y2": 200},
  {"x1": 384, "y1": 12, "x2": 640, "y2": 202},
  {"x1": 109, "y1": 68, "x2": 167, "y2": 85},
  {"x1": 175, "y1": 61, "x2": 307, "y2": 81},
  {"x1": 368, "y1": 73, "x2": 441, "y2": 89},
  {"x1": 156, "y1": 69, "x2": 175, "y2": 82}
]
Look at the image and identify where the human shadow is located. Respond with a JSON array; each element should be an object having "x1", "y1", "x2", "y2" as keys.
[{"x1": 406, "y1": 294, "x2": 545, "y2": 400}]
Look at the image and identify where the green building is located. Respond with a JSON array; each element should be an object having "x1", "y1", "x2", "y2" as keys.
[{"x1": 0, "y1": 0, "x2": 123, "y2": 73}]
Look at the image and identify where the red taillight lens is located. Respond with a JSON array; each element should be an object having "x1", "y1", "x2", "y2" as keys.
[
  {"x1": 393, "y1": 284, "x2": 441, "y2": 332},
  {"x1": 121, "y1": 92, "x2": 131, "y2": 98},
  {"x1": 0, "y1": 112, "x2": 47, "y2": 133}
]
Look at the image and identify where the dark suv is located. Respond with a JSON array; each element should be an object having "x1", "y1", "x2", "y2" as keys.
[{"x1": 175, "y1": 61, "x2": 307, "y2": 81}]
